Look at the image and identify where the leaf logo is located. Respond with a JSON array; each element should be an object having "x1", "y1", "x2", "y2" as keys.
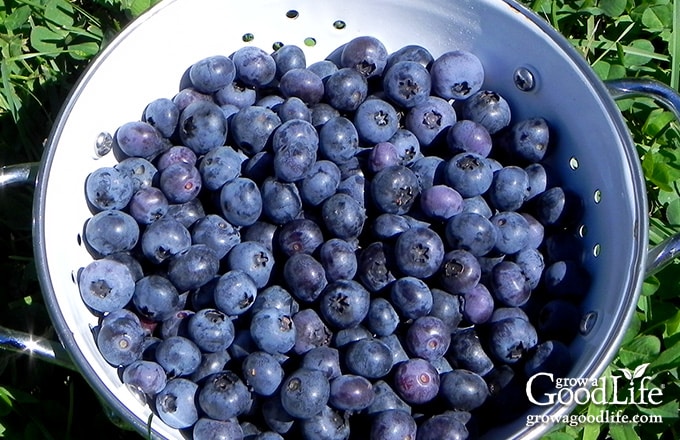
[
  {"x1": 633, "y1": 363, "x2": 650, "y2": 379},
  {"x1": 619, "y1": 368, "x2": 633, "y2": 381},
  {"x1": 618, "y1": 363, "x2": 650, "y2": 385}
]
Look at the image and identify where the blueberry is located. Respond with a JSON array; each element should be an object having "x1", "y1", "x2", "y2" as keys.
[
  {"x1": 215, "y1": 81, "x2": 257, "y2": 109},
  {"x1": 198, "y1": 371, "x2": 252, "y2": 420},
  {"x1": 178, "y1": 100, "x2": 228, "y2": 155},
  {"x1": 388, "y1": 128, "x2": 422, "y2": 165},
  {"x1": 166, "y1": 197, "x2": 205, "y2": 229},
  {"x1": 504, "y1": 117, "x2": 550, "y2": 163},
  {"x1": 227, "y1": 240, "x2": 274, "y2": 288},
  {"x1": 319, "y1": 280, "x2": 370, "y2": 329},
  {"x1": 417, "y1": 413, "x2": 469, "y2": 440},
  {"x1": 115, "y1": 157, "x2": 158, "y2": 192},
  {"x1": 272, "y1": 44, "x2": 307, "y2": 78},
  {"x1": 261, "y1": 177, "x2": 303, "y2": 225},
  {"x1": 404, "y1": 96, "x2": 457, "y2": 147},
  {"x1": 307, "y1": 60, "x2": 339, "y2": 80},
  {"x1": 189, "y1": 55, "x2": 236, "y2": 93},
  {"x1": 192, "y1": 418, "x2": 244, "y2": 440},
  {"x1": 230, "y1": 105, "x2": 281, "y2": 156},
  {"x1": 524, "y1": 340, "x2": 572, "y2": 381},
  {"x1": 383, "y1": 60, "x2": 432, "y2": 108},
  {"x1": 319, "y1": 238, "x2": 358, "y2": 282},
  {"x1": 317, "y1": 116, "x2": 360, "y2": 165},
  {"x1": 155, "y1": 378, "x2": 199, "y2": 429},
  {"x1": 462, "y1": 282, "x2": 495, "y2": 324},
  {"x1": 132, "y1": 274, "x2": 180, "y2": 321},
  {"x1": 461, "y1": 90, "x2": 511, "y2": 134},
  {"x1": 447, "y1": 119, "x2": 493, "y2": 157},
  {"x1": 214, "y1": 269, "x2": 258, "y2": 316},
  {"x1": 488, "y1": 316, "x2": 538, "y2": 364},
  {"x1": 167, "y1": 244, "x2": 220, "y2": 291},
  {"x1": 115, "y1": 120, "x2": 168, "y2": 159},
  {"x1": 447, "y1": 328, "x2": 494, "y2": 376},
  {"x1": 431, "y1": 50, "x2": 484, "y2": 100},
  {"x1": 242, "y1": 351, "x2": 285, "y2": 396},
  {"x1": 187, "y1": 308, "x2": 235, "y2": 352},
  {"x1": 96, "y1": 313, "x2": 145, "y2": 366},
  {"x1": 489, "y1": 165, "x2": 530, "y2": 212},
  {"x1": 440, "y1": 369, "x2": 489, "y2": 411},
  {"x1": 159, "y1": 162, "x2": 202, "y2": 204},
  {"x1": 409, "y1": 155, "x2": 446, "y2": 191},
  {"x1": 344, "y1": 338, "x2": 392, "y2": 379},
  {"x1": 444, "y1": 152, "x2": 493, "y2": 198},
  {"x1": 155, "y1": 335, "x2": 202, "y2": 377},
  {"x1": 128, "y1": 187, "x2": 168, "y2": 225},
  {"x1": 219, "y1": 177, "x2": 263, "y2": 227},
  {"x1": 122, "y1": 360, "x2": 167, "y2": 395},
  {"x1": 251, "y1": 285, "x2": 299, "y2": 316},
  {"x1": 490, "y1": 211, "x2": 530, "y2": 255},
  {"x1": 250, "y1": 308, "x2": 296, "y2": 354},
  {"x1": 366, "y1": 297, "x2": 400, "y2": 337},
  {"x1": 79, "y1": 258, "x2": 136, "y2": 313},
  {"x1": 366, "y1": 380, "x2": 411, "y2": 416},
  {"x1": 301, "y1": 347, "x2": 342, "y2": 380},
  {"x1": 299, "y1": 405, "x2": 350, "y2": 440},
  {"x1": 340, "y1": 36, "x2": 388, "y2": 78},
  {"x1": 300, "y1": 160, "x2": 341, "y2": 206},
  {"x1": 323, "y1": 68, "x2": 368, "y2": 112},
  {"x1": 279, "y1": 68, "x2": 325, "y2": 105},
  {"x1": 329, "y1": 374, "x2": 375, "y2": 411},
  {"x1": 370, "y1": 408, "x2": 417, "y2": 440},
  {"x1": 280, "y1": 368, "x2": 331, "y2": 419},
  {"x1": 353, "y1": 98, "x2": 399, "y2": 144},
  {"x1": 84, "y1": 209, "x2": 139, "y2": 257},
  {"x1": 525, "y1": 163, "x2": 548, "y2": 201},
  {"x1": 232, "y1": 46, "x2": 277, "y2": 87},
  {"x1": 371, "y1": 165, "x2": 421, "y2": 215},
  {"x1": 282, "y1": 254, "x2": 327, "y2": 303},
  {"x1": 490, "y1": 260, "x2": 531, "y2": 307},
  {"x1": 445, "y1": 212, "x2": 497, "y2": 257},
  {"x1": 191, "y1": 214, "x2": 241, "y2": 259},
  {"x1": 430, "y1": 288, "x2": 464, "y2": 330},
  {"x1": 198, "y1": 145, "x2": 244, "y2": 191},
  {"x1": 278, "y1": 218, "x2": 324, "y2": 256},
  {"x1": 390, "y1": 276, "x2": 433, "y2": 320},
  {"x1": 190, "y1": 350, "x2": 231, "y2": 383},
  {"x1": 143, "y1": 97, "x2": 179, "y2": 138},
  {"x1": 292, "y1": 308, "x2": 332, "y2": 354},
  {"x1": 321, "y1": 193, "x2": 366, "y2": 240},
  {"x1": 419, "y1": 184, "x2": 463, "y2": 220},
  {"x1": 393, "y1": 358, "x2": 440, "y2": 405},
  {"x1": 405, "y1": 315, "x2": 451, "y2": 361},
  {"x1": 311, "y1": 102, "x2": 342, "y2": 129},
  {"x1": 85, "y1": 166, "x2": 134, "y2": 211},
  {"x1": 274, "y1": 97, "x2": 310, "y2": 124},
  {"x1": 513, "y1": 247, "x2": 545, "y2": 289}
]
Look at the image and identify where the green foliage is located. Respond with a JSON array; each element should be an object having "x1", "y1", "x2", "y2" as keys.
[{"x1": 525, "y1": 1, "x2": 680, "y2": 439}]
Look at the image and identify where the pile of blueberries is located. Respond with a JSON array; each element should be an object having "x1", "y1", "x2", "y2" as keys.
[{"x1": 80, "y1": 35, "x2": 590, "y2": 439}]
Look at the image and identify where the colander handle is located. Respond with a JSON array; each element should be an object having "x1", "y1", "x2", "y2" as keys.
[
  {"x1": 0, "y1": 162, "x2": 76, "y2": 370},
  {"x1": 605, "y1": 78, "x2": 680, "y2": 276}
]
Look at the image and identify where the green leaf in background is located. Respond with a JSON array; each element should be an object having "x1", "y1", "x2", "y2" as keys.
[
  {"x1": 608, "y1": 423, "x2": 641, "y2": 440},
  {"x1": 29, "y1": 25, "x2": 63, "y2": 55},
  {"x1": 622, "y1": 39, "x2": 664, "y2": 66},
  {"x1": 638, "y1": 399, "x2": 679, "y2": 418},
  {"x1": 128, "y1": 0, "x2": 153, "y2": 17},
  {"x1": 642, "y1": 151, "x2": 674, "y2": 192},
  {"x1": 4, "y1": 5, "x2": 32, "y2": 32},
  {"x1": 599, "y1": 0, "x2": 627, "y2": 18},
  {"x1": 68, "y1": 41, "x2": 100, "y2": 60},
  {"x1": 642, "y1": 109, "x2": 675, "y2": 138},
  {"x1": 618, "y1": 335, "x2": 661, "y2": 367},
  {"x1": 642, "y1": 4, "x2": 674, "y2": 30},
  {"x1": 666, "y1": 198, "x2": 680, "y2": 225},
  {"x1": 45, "y1": 0, "x2": 75, "y2": 29},
  {"x1": 648, "y1": 340, "x2": 680, "y2": 372}
]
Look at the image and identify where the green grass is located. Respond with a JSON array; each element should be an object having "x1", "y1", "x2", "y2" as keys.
[{"x1": 1, "y1": 0, "x2": 679, "y2": 439}]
